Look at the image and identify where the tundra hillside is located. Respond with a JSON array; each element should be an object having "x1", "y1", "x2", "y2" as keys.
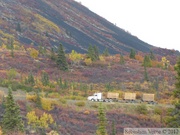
[
  {"x1": 0, "y1": 0, "x2": 180, "y2": 134},
  {"x1": 0, "y1": 45, "x2": 179, "y2": 134}
]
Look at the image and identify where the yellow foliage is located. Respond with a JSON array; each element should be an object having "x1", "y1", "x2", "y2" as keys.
[
  {"x1": 99, "y1": 55, "x2": 105, "y2": 62},
  {"x1": 69, "y1": 50, "x2": 82, "y2": 64},
  {"x1": 46, "y1": 130, "x2": 59, "y2": 135},
  {"x1": 26, "y1": 94, "x2": 37, "y2": 102},
  {"x1": 27, "y1": 111, "x2": 39, "y2": 129},
  {"x1": 33, "y1": 14, "x2": 60, "y2": 33},
  {"x1": 27, "y1": 111, "x2": 54, "y2": 129},
  {"x1": 0, "y1": 30, "x2": 14, "y2": 39},
  {"x1": 41, "y1": 98, "x2": 54, "y2": 111},
  {"x1": 27, "y1": 48, "x2": 39, "y2": 59},
  {"x1": 161, "y1": 57, "x2": 170, "y2": 69},
  {"x1": 1, "y1": 44, "x2": 6, "y2": 49},
  {"x1": 135, "y1": 54, "x2": 144, "y2": 62},
  {"x1": 84, "y1": 58, "x2": 92, "y2": 66}
]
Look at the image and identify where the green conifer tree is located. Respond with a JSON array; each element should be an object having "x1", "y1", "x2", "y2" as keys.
[
  {"x1": 103, "y1": 47, "x2": 109, "y2": 56},
  {"x1": 50, "y1": 47, "x2": 56, "y2": 60},
  {"x1": 166, "y1": 57, "x2": 180, "y2": 127},
  {"x1": 28, "y1": 71, "x2": 35, "y2": 86},
  {"x1": 96, "y1": 103, "x2": 107, "y2": 135},
  {"x1": 16, "y1": 22, "x2": 21, "y2": 32},
  {"x1": 129, "y1": 49, "x2": 136, "y2": 59},
  {"x1": 120, "y1": 54, "x2": 125, "y2": 65},
  {"x1": 87, "y1": 44, "x2": 99, "y2": 61},
  {"x1": 10, "y1": 38, "x2": 14, "y2": 58},
  {"x1": 150, "y1": 50, "x2": 155, "y2": 60},
  {"x1": 143, "y1": 55, "x2": 152, "y2": 67},
  {"x1": 35, "y1": 90, "x2": 42, "y2": 108},
  {"x1": 2, "y1": 86, "x2": 24, "y2": 134},
  {"x1": 87, "y1": 45, "x2": 95, "y2": 61},
  {"x1": 93, "y1": 45, "x2": 100, "y2": 60},
  {"x1": 144, "y1": 65, "x2": 149, "y2": 81},
  {"x1": 56, "y1": 43, "x2": 68, "y2": 71},
  {"x1": 41, "y1": 71, "x2": 49, "y2": 86}
]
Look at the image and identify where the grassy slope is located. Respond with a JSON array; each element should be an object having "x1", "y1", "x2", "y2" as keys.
[{"x1": 0, "y1": 48, "x2": 177, "y2": 134}]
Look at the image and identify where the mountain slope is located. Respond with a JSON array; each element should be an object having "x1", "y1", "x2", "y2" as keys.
[{"x1": 0, "y1": 0, "x2": 176, "y2": 54}]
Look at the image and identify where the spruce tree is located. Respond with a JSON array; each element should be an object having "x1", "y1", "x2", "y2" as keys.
[
  {"x1": 56, "y1": 43, "x2": 68, "y2": 71},
  {"x1": 87, "y1": 45, "x2": 99, "y2": 61},
  {"x1": 2, "y1": 86, "x2": 24, "y2": 134},
  {"x1": 96, "y1": 103, "x2": 107, "y2": 135},
  {"x1": 129, "y1": 49, "x2": 136, "y2": 59},
  {"x1": 10, "y1": 38, "x2": 14, "y2": 58},
  {"x1": 87, "y1": 45, "x2": 95, "y2": 61},
  {"x1": 103, "y1": 47, "x2": 109, "y2": 56},
  {"x1": 166, "y1": 57, "x2": 180, "y2": 127},
  {"x1": 93, "y1": 45, "x2": 99, "y2": 60},
  {"x1": 28, "y1": 71, "x2": 35, "y2": 86},
  {"x1": 143, "y1": 55, "x2": 151, "y2": 67},
  {"x1": 149, "y1": 50, "x2": 155, "y2": 60},
  {"x1": 120, "y1": 54, "x2": 125, "y2": 65},
  {"x1": 41, "y1": 71, "x2": 49, "y2": 86},
  {"x1": 16, "y1": 22, "x2": 21, "y2": 32},
  {"x1": 50, "y1": 47, "x2": 56, "y2": 60},
  {"x1": 144, "y1": 65, "x2": 149, "y2": 81}
]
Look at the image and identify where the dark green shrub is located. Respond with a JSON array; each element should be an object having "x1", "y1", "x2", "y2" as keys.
[
  {"x1": 136, "y1": 104, "x2": 148, "y2": 115},
  {"x1": 75, "y1": 101, "x2": 85, "y2": 107}
]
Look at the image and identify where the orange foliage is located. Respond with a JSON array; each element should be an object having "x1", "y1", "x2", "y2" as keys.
[
  {"x1": 135, "y1": 55, "x2": 144, "y2": 63},
  {"x1": 151, "y1": 60, "x2": 162, "y2": 68}
]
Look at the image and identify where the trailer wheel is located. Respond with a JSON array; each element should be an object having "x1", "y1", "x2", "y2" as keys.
[
  {"x1": 91, "y1": 99, "x2": 95, "y2": 101},
  {"x1": 109, "y1": 99, "x2": 113, "y2": 102},
  {"x1": 105, "y1": 99, "x2": 109, "y2": 102}
]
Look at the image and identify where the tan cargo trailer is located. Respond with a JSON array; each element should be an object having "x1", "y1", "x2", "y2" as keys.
[
  {"x1": 142, "y1": 94, "x2": 154, "y2": 102},
  {"x1": 123, "y1": 93, "x2": 136, "y2": 100},
  {"x1": 107, "y1": 92, "x2": 119, "y2": 99}
]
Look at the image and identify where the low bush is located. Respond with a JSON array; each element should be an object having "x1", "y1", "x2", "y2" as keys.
[
  {"x1": 136, "y1": 104, "x2": 148, "y2": 115},
  {"x1": 59, "y1": 98, "x2": 67, "y2": 104},
  {"x1": 154, "y1": 107, "x2": 163, "y2": 115},
  {"x1": 75, "y1": 101, "x2": 85, "y2": 107},
  {"x1": 65, "y1": 95, "x2": 85, "y2": 100},
  {"x1": 83, "y1": 110, "x2": 90, "y2": 115},
  {"x1": 90, "y1": 104, "x2": 98, "y2": 109}
]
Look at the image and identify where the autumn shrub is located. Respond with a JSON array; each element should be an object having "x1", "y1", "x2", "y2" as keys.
[
  {"x1": 90, "y1": 104, "x2": 98, "y2": 109},
  {"x1": 84, "y1": 58, "x2": 92, "y2": 66},
  {"x1": 27, "y1": 47, "x2": 39, "y2": 59},
  {"x1": 91, "y1": 60, "x2": 107, "y2": 67},
  {"x1": 136, "y1": 104, "x2": 148, "y2": 115},
  {"x1": 47, "y1": 130, "x2": 59, "y2": 135},
  {"x1": 65, "y1": 95, "x2": 85, "y2": 100},
  {"x1": 26, "y1": 94, "x2": 37, "y2": 102},
  {"x1": 47, "y1": 92, "x2": 60, "y2": 98},
  {"x1": 154, "y1": 107, "x2": 163, "y2": 115},
  {"x1": 41, "y1": 98, "x2": 59, "y2": 111},
  {"x1": 26, "y1": 111, "x2": 54, "y2": 132},
  {"x1": 59, "y1": 98, "x2": 67, "y2": 104},
  {"x1": 83, "y1": 110, "x2": 90, "y2": 115},
  {"x1": 75, "y1": 101, "x2": 85, "y2": 107}
]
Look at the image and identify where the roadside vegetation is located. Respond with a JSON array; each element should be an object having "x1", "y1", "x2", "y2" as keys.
[{"x1": 0, "y1": 44, "x2": 179, "y2": 134}]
